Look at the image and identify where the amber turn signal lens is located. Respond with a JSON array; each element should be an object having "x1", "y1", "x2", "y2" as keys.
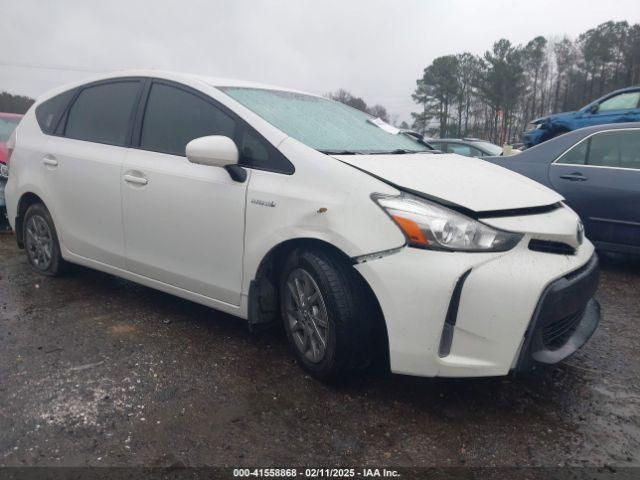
[{"x1": 391, "y1": 215, "x2": 428, "y2": 246}]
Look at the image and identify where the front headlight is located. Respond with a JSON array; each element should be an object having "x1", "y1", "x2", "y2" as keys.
[{"x1": 374, "y1": 192, "x2": 522, "y2": 252}]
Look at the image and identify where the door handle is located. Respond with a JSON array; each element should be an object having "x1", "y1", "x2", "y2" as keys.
[
  {"x1": 560, "y1": 172, "x2": 588, "y2": 181},
  {"x1": 42, "y1": 155, "x2": 58, "y2": 167},
  {"x1": 123, "y1": 174, "x2": 148, "y2": 186}
]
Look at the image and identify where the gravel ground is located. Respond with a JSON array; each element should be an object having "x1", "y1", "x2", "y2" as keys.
[{"x1": 0, "y1": 229, "x2": 638, "y2": 469}]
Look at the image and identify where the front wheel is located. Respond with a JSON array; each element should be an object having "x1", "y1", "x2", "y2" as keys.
[
  {"x1": 23, "y1": 203, "x2": 66, "y2": 276},
  {"x1": 280, "y1": 248, "x2": 373, "y2": 382}
]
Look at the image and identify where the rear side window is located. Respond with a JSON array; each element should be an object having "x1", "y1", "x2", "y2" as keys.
[
  {"x1": 140, "y1": 83, "x2": 236, "y2": 156},
  {"x1": 65, "y1": 81, "x2": 140, "y2": 146},
  {"x1": 35, "y1": 89, "x2": 75, "y2": 134}
]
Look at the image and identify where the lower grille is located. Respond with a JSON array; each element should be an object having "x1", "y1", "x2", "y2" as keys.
[
  {"x1": 542, "y1": 308, "x2": 585, "y2": 350},
  {"x1": 514, "y1": 255, "x2": 600, "y2": 372}
]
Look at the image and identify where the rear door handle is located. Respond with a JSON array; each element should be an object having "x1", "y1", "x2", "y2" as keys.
[
  {"x1": 123, "y1": 174, "x2": 148, "y2": 186},
  {"x1": 42, "y1": 155, "x2": 58, "y2": 167},
  {"x1": 560, "y1": 172, "x2": 588, "y2": 181}
]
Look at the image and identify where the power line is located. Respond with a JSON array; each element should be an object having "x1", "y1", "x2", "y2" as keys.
[{"x1": 0, "y1": 61, "x2": 105, "y2": 74}]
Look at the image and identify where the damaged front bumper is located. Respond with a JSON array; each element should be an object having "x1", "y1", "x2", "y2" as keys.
[{"x1": 513, "y1": 254, "x2": 600, "y2": 372}]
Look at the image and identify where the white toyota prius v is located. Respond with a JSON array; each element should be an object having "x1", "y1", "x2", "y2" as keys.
[{"x1": 4, "y1": 71, "x2": 600, "y2": 381}]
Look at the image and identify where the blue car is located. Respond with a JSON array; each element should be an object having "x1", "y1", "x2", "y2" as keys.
[
  {"x1": 488, "y1": 123, "x2": 640, "y2": 256},
  {"x1": 523, "y1": 87, "x2": 640, "y2": 148}
]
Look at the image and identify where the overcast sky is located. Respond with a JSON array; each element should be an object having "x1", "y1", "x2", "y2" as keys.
[{"x1": 1, "y1": 0, "x2": 638, "y2": 123}]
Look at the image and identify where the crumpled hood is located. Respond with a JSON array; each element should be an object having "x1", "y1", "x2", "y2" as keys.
[
  {"x1": 534, "y1": 111, "x2": 576, "y2": 124},
  {"x1": 334, "y1": 153, "x2": 563, "y2": 213}
]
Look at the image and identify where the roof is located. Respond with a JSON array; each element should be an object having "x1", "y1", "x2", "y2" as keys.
[
  {"x1": 607, "y1": 85, "x2": 640, "y2": 94},
  {"x1": 37, "y1": 69, "x2": 320, "y2": 103}
]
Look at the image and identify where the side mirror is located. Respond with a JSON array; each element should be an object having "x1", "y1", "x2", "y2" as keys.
[
  {"x1": 186, "y1": 135, "x2": 239, "y2": 167},
  {"x1": 186, "y1": 135, "x2": 246, "y2": 182},
  {"x1": 587, "y1": 104, "x2": 599, "y2": 114}
]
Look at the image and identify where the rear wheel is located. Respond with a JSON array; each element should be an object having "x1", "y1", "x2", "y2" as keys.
[
  {"x1": 280, "y1": 248, "x2": 373, "y2": 382},
  {"x1": 23, "y1": 203, "x2": 65, "y2": 276}
]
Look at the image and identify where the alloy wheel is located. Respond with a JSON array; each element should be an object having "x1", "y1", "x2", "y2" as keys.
[
  {"x1": 25, "y1": 214, "x2": 54, "y2": 271},
  {"x1": 284, "y1": 268, "x2": 329, "y2": 363}
]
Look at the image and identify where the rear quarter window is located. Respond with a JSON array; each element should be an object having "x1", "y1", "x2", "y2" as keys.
[{"x1": 35, "y1": 89, "x2": 76, "y2": 134}]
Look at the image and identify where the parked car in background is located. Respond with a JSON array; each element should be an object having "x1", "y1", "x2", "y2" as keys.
[
  {"x1": 399, "y1": 129, "x2": 437, "y2": 149},
  {"x1": 5, "y1": 70, "x2": 599, "y2": 381},
  {"x1": 488, "y1": 123, "x2": 640, "y2": 256},
  {"x1": 523, "y1": 87, "x2": 640, "y2": 148},
  {"x1": 0, "y1": 113, "x2": 23, "y2": 218},
  {"x1": 428, "y1": 138, "x2": 517, "y2": 157}
]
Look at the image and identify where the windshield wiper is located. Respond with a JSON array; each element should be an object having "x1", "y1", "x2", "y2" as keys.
[
  {"x1": 370, "y1": 149, "x2": 424, "y2": 155},
  {"x1": 320, "y1": 148, "x2": 429, "y2": 155},
  {"x1": 318, "y1": 149, "x2": 363, "y2": 155}
]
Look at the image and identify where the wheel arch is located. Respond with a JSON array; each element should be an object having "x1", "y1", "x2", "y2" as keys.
[
  {"x1": 247, "y1": 237, "x2": 390, "y2": 367},
  {"x1": 14, "y1": 191, "x2": 47, "y2": 248}
]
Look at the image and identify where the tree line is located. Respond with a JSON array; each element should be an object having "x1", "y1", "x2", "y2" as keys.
[
  {"x1": 325, "y1": 88, "x2": 390, "y2": 122},
  {"x1": 0, "y1": 92, "x2": 35, "y2": 114},
  {"x1": 5, "y1": 19, "x2": 639, "y2": 146},
  {"x1": 410, "y1": 20, "x2": 640, "y2": 143}
]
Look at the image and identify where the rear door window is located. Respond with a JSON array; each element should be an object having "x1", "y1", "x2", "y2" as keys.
[
  {"x1": 65, "y1": 81, "x2": 141, "y2": 146},
  {"x1": 588, "y1": 130, "x2": 640, "y2": 170}
]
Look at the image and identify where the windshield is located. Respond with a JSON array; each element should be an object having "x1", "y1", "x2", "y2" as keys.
[
  {"x1": 0, "y1": 117, "x2": 20, "y2": 142},
  {"x1": 219, "y1": 87, "x2": 429, "y2": 154},
  {"x1": 473, "y1": 141, "x2": 503, "y2": 156}
]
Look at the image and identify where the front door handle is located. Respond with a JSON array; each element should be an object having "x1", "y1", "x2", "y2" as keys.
[
  {"x1": 560, "y1": 172, "x2": 588, "y2": 181},
  {"x1": 123, "y1": 174, "x2": 148, "y2": 186},
  {"x1": 42, "y1": 155, "x2": 58, "y2": 167}
]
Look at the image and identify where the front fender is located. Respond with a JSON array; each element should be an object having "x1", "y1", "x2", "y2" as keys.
[
  {"x1": 241, "y1": 205, "x2": 405, "y2": 296},
  {"x1": 241, "y1": 140, "x2": 407, "y2": 296},
  {"x1": 547, "y1": 116, "x2": 574, "y2": 136}
]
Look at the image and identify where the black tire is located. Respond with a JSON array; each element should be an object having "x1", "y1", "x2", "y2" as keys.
[
  {"x1": 23, "y1": 203, "x2": 66, "y2": 276},
  {"x1": 279, "y1": 248, "x2": 374, "y2": 382}
]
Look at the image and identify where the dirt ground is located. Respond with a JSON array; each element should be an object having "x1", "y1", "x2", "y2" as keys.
[{"x1": 0, "y1": 230, "x2": 638, "y2": 469}]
